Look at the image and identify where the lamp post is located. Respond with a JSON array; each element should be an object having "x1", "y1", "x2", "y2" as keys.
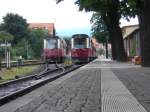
[
  {"x1": 105, "y1": 36, "x2": 109, "y2": 59},
  {"x1": 7, "y1": 44, "x2": 11, "y2": 69}
]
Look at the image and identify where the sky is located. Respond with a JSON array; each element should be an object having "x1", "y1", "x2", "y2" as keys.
[{"x1": 0, "y1": 0, "x2": 138, "y2": 37}]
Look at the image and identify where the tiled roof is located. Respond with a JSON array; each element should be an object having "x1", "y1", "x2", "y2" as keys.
[{"x1": 29, "y1": 23, "x2": 55, "y2": 35}]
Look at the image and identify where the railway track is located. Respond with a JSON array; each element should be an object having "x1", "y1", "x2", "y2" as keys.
[{"x1": 0, "y1": 63, "x2": 83, "y2": 106}]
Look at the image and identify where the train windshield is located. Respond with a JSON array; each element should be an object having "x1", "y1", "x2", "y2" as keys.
[
  {"x1": 74, "y1": 38, "x2": 87, "y2": 48},
  {"x1": 45, "y1": 39, "x2": 57, "y2": 49}
]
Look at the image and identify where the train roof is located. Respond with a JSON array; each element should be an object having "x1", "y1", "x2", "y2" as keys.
[
  {"x1": 45, "y1": 36, "x2": 60, "y2": 39},
  {"x1": 72, "y1": 34, "x2": 89, "y2": 38},
  {"x1": 44, "y1": 36, "x2": 66, "y2": 44}
]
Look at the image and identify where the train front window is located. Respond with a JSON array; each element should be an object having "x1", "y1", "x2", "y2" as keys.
[
  {"x1": 74, "y1": 38, "x2": 87, "y2": 48},
  {"x1": 46, "y1": 39, "x2": 57, "y2": 49}
]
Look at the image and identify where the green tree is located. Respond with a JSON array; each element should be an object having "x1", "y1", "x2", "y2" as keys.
[
  {"x1": 91, "y1": 12, "x2": 109, "y2": 43},
  {"x1": 29, "y1": 29, "x2": 49, "y2": 58},
  {"x1": 91, "y1": 12, "x2": 109, "y2": 58},
  {"x1": 0, "y1": 13, "x2": 29, "y2": 45},
  {"x1": 0, "y1": 31, "x2": 14, "y2": 42},
  {"x1": 11, "y1": 38, "x2": 34, "y2": 60}
]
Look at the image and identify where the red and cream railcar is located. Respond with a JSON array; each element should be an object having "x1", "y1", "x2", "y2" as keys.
[
  {"x1": 71, "y1": 34, "x2": 97, "y2": 63},
  {"x1": 42, "y1": 36, "x2": 66, "y2": 64}
]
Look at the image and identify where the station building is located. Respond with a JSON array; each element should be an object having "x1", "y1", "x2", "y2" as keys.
[
  {"x1": 29, "y1": 23, "x2": 56, "y2": 37},
  {"x1": 122, "y1": 25, "x2": 140, "y2": 59}
]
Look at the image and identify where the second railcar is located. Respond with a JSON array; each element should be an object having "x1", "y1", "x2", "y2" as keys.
[{"x1": 42, "y1": 37, "x2": 66, "y2": 64}]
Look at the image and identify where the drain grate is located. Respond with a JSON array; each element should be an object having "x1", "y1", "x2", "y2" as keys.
[{"x1": 101, "y1": 69, "x2": 147, "y2": 112}]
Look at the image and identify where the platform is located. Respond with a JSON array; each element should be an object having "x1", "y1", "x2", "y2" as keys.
[{"x1": 0, "y1": 58, "x2": 147, "y2": 112}]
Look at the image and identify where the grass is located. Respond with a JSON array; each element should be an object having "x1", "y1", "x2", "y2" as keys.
[
  {"x1": 64, "y1": 60, "x2": 73, "y2": 65},
  {"x1": 0, "y1": 65, "x2": 39, "y2": 83}
]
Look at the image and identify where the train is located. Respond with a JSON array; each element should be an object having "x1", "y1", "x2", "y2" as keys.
[
  {"x1": 42, "y1": 36, "x2": 66, "y2": 64},
  {"x1": 71, "y1": 34, "x2": 97, "y2": 63},
  {"x1": 42, "y1": 34, "x2": 97, "y2": 64}
]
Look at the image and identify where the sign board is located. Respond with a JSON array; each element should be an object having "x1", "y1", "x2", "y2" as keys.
[{"x1": 0, "y1": 43, "x2": 11, "y2": 47}]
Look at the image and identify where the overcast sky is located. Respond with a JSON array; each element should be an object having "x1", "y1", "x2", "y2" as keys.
[{"x1": 0, "y1": 0, "x2": 138, "y2": 36}]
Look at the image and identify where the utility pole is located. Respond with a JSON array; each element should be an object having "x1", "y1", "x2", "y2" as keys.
[
  {"x1": 26, "y1": 44, "x2": 28, "y2": 59},
  {"x1": 5, "y1": 41, "x2": 11, "y2": 69},
  {"x1": 105, "y1": 36, "x2": 109, "y2": 59},
  {"x1": 6, "y1": 47, "x2": 11, "y2": 69}
]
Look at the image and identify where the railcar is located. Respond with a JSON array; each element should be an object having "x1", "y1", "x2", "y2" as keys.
[
  {"x1": 71, "y1": 34, "x2": 97, "y2": 63},
  {"x1": 42, "y1": 36, "x2": 66, "y2": 64}
]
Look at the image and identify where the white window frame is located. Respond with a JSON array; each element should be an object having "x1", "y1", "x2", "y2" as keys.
[
  {"x1": 44, "y1": 39, "x2": 46, "y2": 49},
  {"x1": 86, "y1": 38, "x2": 89, "y2": 48},
  {"x1": 58, "y1": 39, "x2": 60, "y2": 48},
  {"x1": 71, "y1": 38, "x2": 74, "y2": 48}
]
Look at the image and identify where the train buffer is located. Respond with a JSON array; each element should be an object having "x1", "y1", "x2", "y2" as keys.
[{"x1": 0, "y1": 58, "x2": 148, "y2": 112}]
